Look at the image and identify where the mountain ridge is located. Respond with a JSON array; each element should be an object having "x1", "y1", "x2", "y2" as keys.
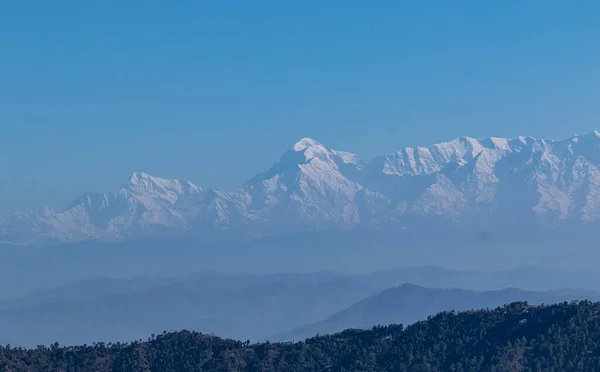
[
  {"x1": 4, "y1": 132, "x2": 600, "y2": 245},
  {"x1": 2, "y1": 267, "x2": 600, "y2": 347},
  {"x1": 274, "y1": 283, "x2": 600, "y2": 341}
]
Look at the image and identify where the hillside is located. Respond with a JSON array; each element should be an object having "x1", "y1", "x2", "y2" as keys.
[
  {"x1": 275, "y1": 284, "x2": 600, "y2": 341},
  {"x1": 2, "y1": 301, "x2": 600, "y2": 371},
  {"x1": 2, "y1": 267, "x2": 600, "y2": 347},
  {"x1": 0, "y1": 274, "x2": 377, "y2": 347}
]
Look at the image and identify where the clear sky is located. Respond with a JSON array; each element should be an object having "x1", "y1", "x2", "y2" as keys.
[{"x1": 1, "y1": 1, "x2": 599, "y2": 215}]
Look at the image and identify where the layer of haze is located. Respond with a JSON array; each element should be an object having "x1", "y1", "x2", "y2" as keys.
[{"x1": 1, "y1": 0, "x2": 600, "y2": 215}]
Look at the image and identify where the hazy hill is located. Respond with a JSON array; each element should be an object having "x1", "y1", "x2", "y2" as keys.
[
  {"x1": 276, "y1": 284, "x2": 600, "y2": 341},
  {"x1": 0, "y1": 275, "x2": 376, "y2": 347},
  {"x1": 2, "y1": 267, "x2": 600, "y2": 347}
]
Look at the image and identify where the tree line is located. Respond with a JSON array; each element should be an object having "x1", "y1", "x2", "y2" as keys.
[{"x1": 2, "y1": 300, "x2": 600, "y2": 371}]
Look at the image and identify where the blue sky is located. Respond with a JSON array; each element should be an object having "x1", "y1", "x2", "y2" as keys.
[{"x1": 1, "y1": 1, "x2": 599, "y2": 214}]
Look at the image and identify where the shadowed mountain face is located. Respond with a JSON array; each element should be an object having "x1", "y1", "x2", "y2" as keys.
[
  {"x1": 5, "y1": 132, "x2": 600, "y2": 246},
  {"x1": 1, "y1": 267, "x2": 600, "y2": 347},
  {"x1": 274, "y1": 284, "x2": 600, "y2": 341}
]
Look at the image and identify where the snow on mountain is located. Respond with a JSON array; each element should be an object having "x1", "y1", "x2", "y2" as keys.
[
  {"x1": 241, "y1": 138, "x2": 365, "y2": 230},
  {"x1": 4, "y1": 132, "x2": 600, "y2": 245}
]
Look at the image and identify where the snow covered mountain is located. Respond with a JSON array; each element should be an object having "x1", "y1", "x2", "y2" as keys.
[{"x1": 3, "y1": 132, "x2": 600, "y2": 246}]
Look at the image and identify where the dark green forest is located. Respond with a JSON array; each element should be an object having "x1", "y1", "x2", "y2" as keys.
[{"x1": 2, "y1": 301, "x2": 600, "y2": 371}]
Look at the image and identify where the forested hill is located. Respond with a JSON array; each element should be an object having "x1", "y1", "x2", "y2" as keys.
[{"x1": 2, "y1": 301, "x2": 600, "y2": 371}]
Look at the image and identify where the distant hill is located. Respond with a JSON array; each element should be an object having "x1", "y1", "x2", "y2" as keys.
[
  {"x1": 3, "y1": 301, "x2": 600, "y2": 371},
  {"x1": 3, "y1": 266, "x2": 600, "y2": 347},
  {"x1": 350, "y1": 265, "x2": 600, "y2": 292},
  {"x1": 5, "y1": 264, "x2": 600, "y2": 306},
  {"x1": 275, "y1": 284, "x2": 600, "y2": 341},
  {"x1": 0, "y1": 275, "x2": 376, "y2": 347}
]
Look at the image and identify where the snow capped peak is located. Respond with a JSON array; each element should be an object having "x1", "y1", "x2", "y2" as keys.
[
  {"x1": 573, "y1": 130, "x2": 600, "y2": 140},
  {"x1": 120, "y1": 171, "x2": 205, "y2": 209},
  {"x1": 290, "y1": 137, "x2": 363, "y2": 167},
  {"x1": 8, "y1": 131, "x2": 600, "y2": 246},
  {"x1": 487, "y1": 137, "x2": 510, "y2": 151},
  {"x1": 128, "y1": 171, "x2": 155, "y2": 185},
  {"x1": 291, "y1": 137, "x2": 342, "y2": 163},
  {"x1": 246, "y1": 137, "x2": 362, "y2": 187},
  {"x1": 126, "y1": 171, "x2": 196, "y2": 192},
  {"x1": 561, "y1": 131, "x2": 600, "y2": 148},
  {"x1": 127, "y1": 171, "x2": 169, "y2": 191},
  {"x1": 293, "y1": 137, "x2": 322, "y2": 152}
]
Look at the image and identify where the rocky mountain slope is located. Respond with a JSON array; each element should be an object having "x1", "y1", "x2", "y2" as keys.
[{"x1": 3, "y1": 132, "x2": 600, "y2": 245}]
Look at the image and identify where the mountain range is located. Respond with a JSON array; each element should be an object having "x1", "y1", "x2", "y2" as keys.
[
  {"x1": 2, "y1": 267, "x2": 599, "y2": 347},
  {"x1": 276, "y1": 284, "x2": 600, "y2": 341},
  {"x1": 4, "y1": 131, "x2": 600, "y2": 245}
]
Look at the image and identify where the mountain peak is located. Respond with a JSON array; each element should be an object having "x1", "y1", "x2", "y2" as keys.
[
  {"x1": 129, "y1": 171, "x2": 154, "y2": 184},
  {"x1": 578, "y1": 130, "x2": 600, "y2": 139},
  {"x1": 8, "y1": 131, "x2": 600, "y2": 246},
  {"x1": 126, "y1": 171, "x2": 200, "y2": 195},
  {"x1": 293, "y1": 137, "x2": 322, "y2": 152}
]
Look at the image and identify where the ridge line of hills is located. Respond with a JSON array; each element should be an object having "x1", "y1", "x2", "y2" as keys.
[
  {"x1": 2, "y1": 301, "x2": 600, "y2": 371},
  {"x1": 2, "y1": 266, "x2": 600, "y2": 348}
]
